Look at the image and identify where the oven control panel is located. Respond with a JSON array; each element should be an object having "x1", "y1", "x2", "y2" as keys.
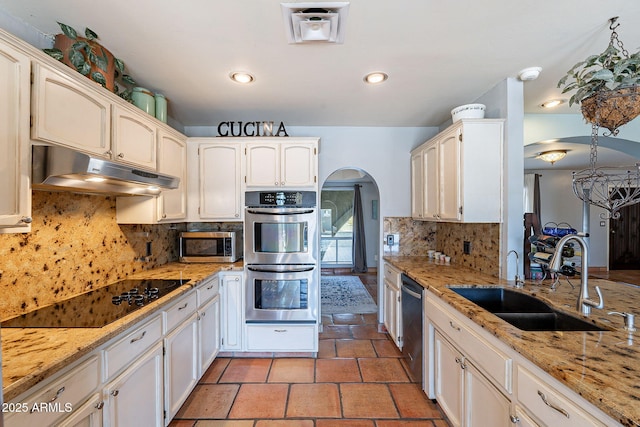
[{"x1": 246, "y1": 191, "x2": 316, "y2": 207}]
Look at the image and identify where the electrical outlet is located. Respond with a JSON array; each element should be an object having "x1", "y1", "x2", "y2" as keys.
[
  {"x1": 386, "y1": 234, "x2": 395, "y2": 246},
  {"x1": 463, "y1": 241, "x2": 471, "y2": 255}
]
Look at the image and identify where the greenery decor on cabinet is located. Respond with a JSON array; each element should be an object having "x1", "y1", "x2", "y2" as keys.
[
  {"x1": 43, "y1": 22, "x2": 136, "y2": 101},
  {"x1": 557, "y1": 17, "x2": 640, "y2": 134}
]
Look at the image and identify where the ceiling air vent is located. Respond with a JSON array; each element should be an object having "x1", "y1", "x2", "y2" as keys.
[{"x1": 281, "y1": 2, "x2": 350, "y2": 44}]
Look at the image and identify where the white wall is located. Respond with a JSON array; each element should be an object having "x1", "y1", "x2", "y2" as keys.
[{"x1": 527, "y1": 169, "x2": 608, "y2": 268}]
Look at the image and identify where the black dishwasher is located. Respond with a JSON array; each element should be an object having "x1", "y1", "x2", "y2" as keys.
[{"x1": 401, "y1": 273, "x2": 424, "y2": 384}]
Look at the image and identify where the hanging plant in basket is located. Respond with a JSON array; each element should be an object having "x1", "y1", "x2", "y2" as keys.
[
  {"x1": 43, "y1": 22, "x2": 136, "y2": 101},
  {"x1": 557, "y1": 17, "x2": 640, "y2": 134}
]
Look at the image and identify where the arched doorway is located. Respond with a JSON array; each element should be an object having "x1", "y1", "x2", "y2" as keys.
[{"x1": 319, "y1": 168, "x2": 381, "y2": 318}]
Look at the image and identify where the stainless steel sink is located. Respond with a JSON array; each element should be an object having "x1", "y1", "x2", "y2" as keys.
[{"x1": 448, "y1": 287, "x2": 607, "y2": 332}]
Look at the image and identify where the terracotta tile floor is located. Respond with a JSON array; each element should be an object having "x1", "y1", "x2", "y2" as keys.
[{"x1": 170, "y1": 310, "x2": 451, "y2": 426}]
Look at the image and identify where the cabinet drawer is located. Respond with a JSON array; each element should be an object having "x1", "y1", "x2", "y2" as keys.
[
  {"x1": 383, "y1": 263, "x2": 401, "y2": 287},
  {"x1": 104, "y1": 314, "x2": 162, "y2": 380},
  {"x1": 165, "y1": 291, "x2": 197, "y2": 333},
  {"x1": 517, "y1": 366, "x2": 605, "y2": 427},
  {"x1": 197, "y1": 275, "x2": 220, "y2": 307},
  {"x1": 427, "y1": 297, "x2": 512, "y2": 394},
  {"x1": 246, "y1": 324, "x2": 317, "y2": 351},
  {"x1": 6, "y1": 355, "x2": 100, "y2": 427}
]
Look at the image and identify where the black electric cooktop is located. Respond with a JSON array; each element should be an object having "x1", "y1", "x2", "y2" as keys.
[{"x1": 1, "y1": 278, "x2": 190, "y2": 328}]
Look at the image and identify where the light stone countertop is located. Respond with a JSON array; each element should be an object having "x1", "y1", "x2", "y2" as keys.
[
  {"x1": 384, "y1": 255, "x2": 639, "y2": 427},
  {"x1": 1, "y1": 261, "x2": 243, "y2": 402}
]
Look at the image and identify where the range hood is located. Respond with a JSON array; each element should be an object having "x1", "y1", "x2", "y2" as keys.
[{"x1": 32, "y1": 145, "x2": 180, "y2": 196}]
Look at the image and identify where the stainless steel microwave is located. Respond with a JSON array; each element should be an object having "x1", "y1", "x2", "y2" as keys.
[{"x1": 179, "y1": 231, "x2": 242, "y2": 263}]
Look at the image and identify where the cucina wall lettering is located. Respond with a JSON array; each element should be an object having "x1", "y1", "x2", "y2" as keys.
[{"x1": 217, "y1": 121, "x2": 289, "y2": 137}]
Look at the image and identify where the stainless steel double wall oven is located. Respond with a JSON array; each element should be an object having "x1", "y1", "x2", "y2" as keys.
[{"x1": 244, "y1": 191, "x2": 318, "y2": 323}]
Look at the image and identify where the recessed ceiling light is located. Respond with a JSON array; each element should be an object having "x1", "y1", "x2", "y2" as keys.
[
  {"x1": 364, "y1": 72, "x2": 388, "y2": 84},
  {"x1": 230, "y1": 72, "x2": 254, "y2": 84},
  {"x1": 540, "y1": 99, "x2": 567, "y2": 109}
]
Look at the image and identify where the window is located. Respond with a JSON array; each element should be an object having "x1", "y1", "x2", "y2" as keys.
[{"x1": 320, "y1": 189, "x2": 354, "y2": 266}]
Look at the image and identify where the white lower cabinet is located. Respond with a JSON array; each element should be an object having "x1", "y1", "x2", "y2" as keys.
[
  {"x1": 57, "y1": 393, "x2": 104, "y2": 427},
  {"x1": 220, "y1": 272, "x2": 243, "y2": 351},
  {"x1": 516, "y1": 366, "x2": 606, "y2": 427},
  {"x1": 426, "y1": 289, "x2": 619, "y2": 427},
  {"x1": 245, "y1": 323, "x2": 318, "y2": 352},
  {"x1": 198, "y1": 295, "x2": 221, "y2": 376},
  {"x1": 4, "y1": 355, "x2": 101, "y2": 427},
  {"x1": 164, "y1": 311, "x2": 199, "y2": 424},
  {"x1": 383, "y1": 262, "x2": 402, "y2": 348},
  {"x1": 104, "y1": 342, "x2": 164, "y2": 427}
]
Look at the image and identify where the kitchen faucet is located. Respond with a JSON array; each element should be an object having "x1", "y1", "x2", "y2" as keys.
[
  {"x1": 549, "y1": 233, "x2": 604, "y2": 316},
  {"x1": 506, "y1": 250, "x2": 524, "y2": 288}
]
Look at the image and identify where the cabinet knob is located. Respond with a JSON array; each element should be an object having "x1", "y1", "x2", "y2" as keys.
[
  {"x1": 20, "y1": 216, "x2": 32, "y2": 224},
  {"x1": 162, "y1": 214, "x2": 167, "y2": 219},
  {"x1": 235, "y1": 213, "x2": 240, "y2": 218},
  {"x1": 118, "y1": 153, "x2": 125, "y2": 158},
  {"x1": 509, "y1": 415, "x2": 520, "y2": 423},
  {"x1": 95, "y1": 401, "x2": 105, "y2": 410},
  {"x1": 105, "y1": 150, "x2": 113, "y2": 157},
  {"x1": 275, "y1": 182, "x2": 279, "y2": 186},
  {"x1": 111, "y1": 390, "x2": 120, "y2": 397},
  {"x1": 281, "y1": 182, "x2": 285, "y2": 186}
]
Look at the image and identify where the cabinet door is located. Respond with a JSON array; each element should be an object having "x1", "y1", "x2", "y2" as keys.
[
  {"x1": 112, "y1": 105, "x2": 157, "y2": 169},
  {"x1": 31, "y1": 62, "x2": 111, "y2": 157},
  {"x1": 56, "y1": 393, "x2": 104, "y2": 427},
  {"x1": 464, "y1": 362, "x2": 512, "y2": 427},
  {"x1": 410, "y1": 151, "x2": 424, "y2": 219},
  {"x1": 164, "y1": 312, "x2": 199, "y2": 422},
  {"x1": 0, "y1": 40, "x2": 31, "y2": 231},
  {"x1": 423, "y1": 142, "x2": 439, "y2": 220},
  {"x1": 157, "y1": 129, "x2": 187, "y2": 221},
  {"x1": 434, "y1": 330, "x2": 463, "y2": 427},
  {"x1": 104, "y1": 342, "x2": 163, "y2": 427},
  {"x1": 198, "y1": 295, "x2": 221, "y2": 376},
  {"x1": 384, "y1": 281, "x2": 400, "y2": 347},
  {"x1": 439, "y1": 129, "x2": 461, "y2": 221},
  {"x1": 280, "y1": 143, "x2": 316, "y2": 187},
  {"x1": 200, "y1": 144, "x2": 243, "y2": 220},
  {"x1": 220, "y1": 273, "x2": 243, "y2": 351},
  {"x1": 245, "y1": 143, "x2": 280, "y2": 187}
]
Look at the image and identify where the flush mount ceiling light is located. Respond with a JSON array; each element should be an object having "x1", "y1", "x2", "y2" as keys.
[
  {"x1": 518, "y1": 66, "x2": 542, "y2": 81},
  {"x1": 229, "y1": 71, "x2": 254, "y2": 84},
  {"x1": 536, "y1": 150, "x2": 567, "y2": 165},
  {"x1": 281, "y1": 2, "x2": 350, "y2": 44},
  {"x1": 364, "y1": 72, "x2": 388, "y2": 84},
  {"x1": 540, "y1": 99, "x2": 567, "y2": 109}
]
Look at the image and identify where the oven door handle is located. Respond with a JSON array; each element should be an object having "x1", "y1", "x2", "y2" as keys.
[
  {"x1": 246, "y1": 208, "x2": 315, "y2": 215},
  {"x1": 247, "y1": 265, "x2": 316, "y2": 273}
]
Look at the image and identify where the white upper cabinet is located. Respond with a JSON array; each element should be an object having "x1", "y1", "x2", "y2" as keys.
[
  {"x1": 245, "y1": 138, "x2": 318, "y2": 189},
  {"x1": 411, "y1": 119, "x2": 504, "y2": 223},
  {"x1": 0, "y1": 35, "x2": 31, "y2": 232},
  {"x1": 31, "y1": 62, "x2": 111, "y2": 157},
  {"x1": 157, "y1": 128, "x2": 187, "y2": 221},
  {"x1": 194, "y1": 140, "x2": 243, "y2": 221},
  {"x1": 111, "y1": 104, "x2": 157, "y2": 170}
]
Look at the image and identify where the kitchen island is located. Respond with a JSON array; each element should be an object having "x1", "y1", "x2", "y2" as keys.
[
  {"x1": 385, "y1": 255, "x2": 639, "y2": 427},
  {"x1": 1, "y1": 261, "x2": 242, "y2": 402}
]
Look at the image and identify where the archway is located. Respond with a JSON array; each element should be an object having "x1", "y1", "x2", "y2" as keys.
[{"x1": 319, "y1": 167, "x2": 381, "y2": 318}]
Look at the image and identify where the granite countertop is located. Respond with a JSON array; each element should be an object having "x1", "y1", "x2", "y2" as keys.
[
  {"x1": 384, "y1": 255, "x2": 639, "y2": 427},
  {"x1": 1, "y1": 261, "x2": 243, "y2": 401}
]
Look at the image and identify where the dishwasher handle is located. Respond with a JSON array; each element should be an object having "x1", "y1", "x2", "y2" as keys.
[
  {"x1": 401, "y1": 274, "x2": 423, "y2": 299},
  {"x1": 402, "y1": 285, "x2": 423, "y2": 299}
]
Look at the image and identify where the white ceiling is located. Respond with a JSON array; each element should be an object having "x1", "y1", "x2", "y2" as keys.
[{"x1": 2, "y1": 0, "x2": 640, "y2": 130}]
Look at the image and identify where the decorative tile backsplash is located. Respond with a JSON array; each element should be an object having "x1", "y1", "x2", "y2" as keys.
[
  {"x1": 0, "y1": 192, "x2": 183, "y2": 320},
  {"x1": 383, "y1": 217, "x2": 500, "y2": 277}
]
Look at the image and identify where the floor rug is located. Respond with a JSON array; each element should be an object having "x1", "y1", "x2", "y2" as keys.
[{"x1": 321, "y1": 275, "x2": 377, "y2": 314}]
